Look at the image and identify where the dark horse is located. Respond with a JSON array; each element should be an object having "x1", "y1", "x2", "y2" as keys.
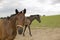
[
  {"x1": 18, "y1": 15, "x2": 41, "y2": 36},
  {"x1": 0, "y1": 9, "x2": 26, "y2": 40}
]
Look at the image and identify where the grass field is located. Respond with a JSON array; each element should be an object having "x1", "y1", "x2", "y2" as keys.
[{"x1": 31, "y1": 15, "x2": 60, "y2": 28}]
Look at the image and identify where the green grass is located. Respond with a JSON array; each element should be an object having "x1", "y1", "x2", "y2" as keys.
[{"x1": 31, "y1": 15, "x2": 60, "y2": 28}]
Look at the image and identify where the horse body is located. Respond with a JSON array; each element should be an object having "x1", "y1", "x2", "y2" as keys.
[
  {"x1": 22, "y1": 15, "x2": 41, "y2": 36},
  {"x1": 0, "y1": 18, "x2": 16, "y2": 40},
  {"x1": 0, "y1": 9, "x2": 26, "y2": 40},
  {"x1": 25, "y1": 17, "x2": 31, "y2": 25}
]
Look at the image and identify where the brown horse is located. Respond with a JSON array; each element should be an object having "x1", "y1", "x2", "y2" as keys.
[
  {"x1": 0, "y1": 9, "x2": 26, "y2": 40},
  {"x1": 18, "y1": 15, "x2": 41, "y2": 36}
]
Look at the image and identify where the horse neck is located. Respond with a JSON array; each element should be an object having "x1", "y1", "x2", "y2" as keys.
[
  {"x1": 29, "y1": 16, "x2": 35, "y2": 22},
  {"x1": 9, "y1": 16, "x2": 16, "y2": 26}
]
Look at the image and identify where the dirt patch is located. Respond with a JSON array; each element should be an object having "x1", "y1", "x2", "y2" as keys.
[{"x1": 14, "y1": 28, "x2": 60, "y2": 40}]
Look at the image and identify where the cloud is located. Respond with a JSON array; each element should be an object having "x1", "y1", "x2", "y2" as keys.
[
  {"x1": 0, "y1": 0, "x2": 24, "y2": 13},
  {"x1": 51, "y1": 0, "x2": 60, "y2": 4},
  {"x1": 0, "y1": 0, "x2": 3, "y2": 2},
  {"x1": 0, "y1": 0, "x2": 60, "y2": 17}
]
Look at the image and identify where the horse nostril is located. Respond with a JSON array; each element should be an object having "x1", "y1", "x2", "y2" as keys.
[{"x1": 18, "y1": 27, "x2": 23, "y2": 34}]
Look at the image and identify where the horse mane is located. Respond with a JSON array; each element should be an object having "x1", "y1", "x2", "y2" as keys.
[
  {"x1": 0, "y1": 14, "x2": 16, "y2": 20},
  {"x1": 10, "y1": 14, "x2": 16, "y2": 17},
  {"x1": 10, "y1": 11, "x2": 22, "y2": 17},
  {"x1": 30, "y1": 14, "x2": 40, "y2": 17},
  {"x1": 36, "y1": 15, "x2": 39, "y2": 16},
  {"x1": 0, "y1": 17, "x2": 7, "y2": 19}
]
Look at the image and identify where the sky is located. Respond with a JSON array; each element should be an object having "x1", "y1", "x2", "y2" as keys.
[{"x1": 0, "y1": 0, "x2": 60, "y2": 17}]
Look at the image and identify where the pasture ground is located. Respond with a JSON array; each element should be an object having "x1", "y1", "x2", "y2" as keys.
[{"x1": 14, "y1": 28, "x2": 60, "y2": 40}]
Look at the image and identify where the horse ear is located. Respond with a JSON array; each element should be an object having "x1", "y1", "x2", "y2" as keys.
[
  {"x1": 15, "y1": 9, "x2": 19, "y2": 14},
  {"x1": 23, "y1": 8, "x2": 26, "y2": 14}
]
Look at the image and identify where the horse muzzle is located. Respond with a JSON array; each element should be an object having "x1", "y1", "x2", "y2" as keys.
[{"x1": 17, "y1": 25, "x2": 23, "y2": 34}]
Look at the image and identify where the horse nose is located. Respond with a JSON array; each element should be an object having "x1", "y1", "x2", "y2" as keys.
[
  {"x1": 17, "y1": 25, "x2": 23, "y2": 34},
  {"x1": 18, "y1": 27, "x2": 23, "y2": 34}
]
